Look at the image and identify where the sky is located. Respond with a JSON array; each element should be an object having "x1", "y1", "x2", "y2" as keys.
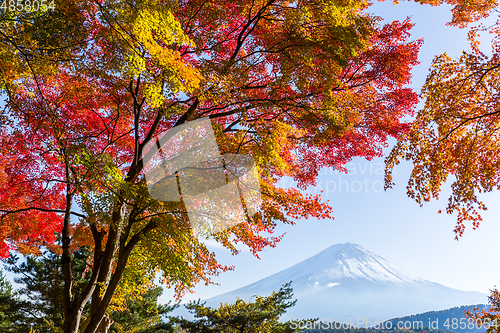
[{"x1": 160, "y1": 1, "x2": 500, "y2": 305}]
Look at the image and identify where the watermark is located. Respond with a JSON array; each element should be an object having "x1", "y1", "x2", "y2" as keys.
[
  {"x1": 279, "y1": 161, "x2": 396, "y2": 195},
  {"x1": 142, "y1": 117, "x2": 262, "y2": 237},
  {"x1": 289, "y1": 317, "x2": 498, "y2": 330},
  {"x1": 289, "y1": 318, "x2": 392, "y2": 331},
  {"x1": 1, "y1": 0, "x2": 55, "y2": 11},
  {"x1": 318, "y1": 161, "x2": 389, "y2": 177},
  {"x1": 308, "y1": 176, "x2": 384, "y2": 194}
]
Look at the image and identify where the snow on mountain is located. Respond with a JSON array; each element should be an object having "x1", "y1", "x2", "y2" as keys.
[{"x1": 204, "y1": 243, "x2": 487, "y2": 323}]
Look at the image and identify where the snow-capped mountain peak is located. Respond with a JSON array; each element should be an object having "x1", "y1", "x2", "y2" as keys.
[
  {"x1": 205, "y1": 242, "x2": 486, "y2": 322},
  {"x1": 261, "y1": 242, "x2": 423, "y2": 290},
  {"x1": 304, "y1": 242, "x2": 423, "y2": 284}
]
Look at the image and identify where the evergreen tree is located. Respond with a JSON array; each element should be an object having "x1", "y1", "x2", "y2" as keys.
[
  {"x1": 3, "y1": 248, "x2": 175, "y2": 333},
  {"x1": 0, "y1": 270, "x2": 25, "y2": 332},
  {"x1": 3, "y1": 249, "x2": 91, "y2": 332},
  {"x1": 171, "y1": 282, "x2": 306, "y2": 333}
]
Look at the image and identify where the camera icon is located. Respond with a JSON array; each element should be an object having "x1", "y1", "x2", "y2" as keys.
[{"x1": 142, "y1": 117, "x2": 262, "y2": 236}]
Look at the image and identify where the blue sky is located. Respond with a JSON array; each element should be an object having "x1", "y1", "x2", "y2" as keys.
[{"x1": 160, "y1": 1, "x2": 500, "y2": 304}]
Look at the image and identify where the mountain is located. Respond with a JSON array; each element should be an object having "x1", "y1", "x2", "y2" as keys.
[{"x1": 204, "y1": 243, "x2": 487, "y2": 323}]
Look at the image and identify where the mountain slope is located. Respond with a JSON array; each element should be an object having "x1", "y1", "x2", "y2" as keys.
[
  {"x1": 386, "y1": 304, "x2": 491, "y2": 333},
  {"x1": 205, "y1": 243, "x2": 486, "y2": 322}
]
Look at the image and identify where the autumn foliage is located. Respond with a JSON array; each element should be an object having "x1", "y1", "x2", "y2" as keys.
[
  {"x1": 385, "y1": 0, "x2": 500, "y2": 238},
  {"x1": 0, "y1": 0, "x2": 424, "y2": 332},
  {"x1": 467, "y1": 288, "x2": 500, "y2": 333}
]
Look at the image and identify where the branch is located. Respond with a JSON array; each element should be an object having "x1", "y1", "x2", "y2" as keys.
[
  {"x1": 84, "y1": 218, "x2": 156, "y2": 333},
  {"x1": 0, "y1": 208, "x2": 87, "y2": 219}
]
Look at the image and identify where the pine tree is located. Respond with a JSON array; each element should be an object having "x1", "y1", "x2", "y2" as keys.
[
  {"x1": 171, "y1": 282, "x2": 305, "y2": 333},
  {"x1": 0, "y1": 270, "x2": 26, "y2": 332}
]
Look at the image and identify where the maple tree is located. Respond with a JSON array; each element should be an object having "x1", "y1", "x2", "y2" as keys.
[
  {"x1": 0, "y1": 0, "x2": 424, "y2": 332},
  {"x1": 384, "y1": 0, "x2": 500, "y2": 238},
  {"x1": 466, "y1": 288, "x2": 500, "y2": 333}
]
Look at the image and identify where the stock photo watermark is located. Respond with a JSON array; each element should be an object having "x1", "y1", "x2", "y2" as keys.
[
  {"x1": 290, "y1": 317, "x2": 498, "y2": 331},
  {"x1": 142, "y1": 117, "x2": 262, "y2": 237},
  {"x1": 281, "y1": 161, "x2": 395, "y2": 195},
  {"x1": 141, "y1": 117, "x2": 395, "y2": 235},
  {"x1": 1, "y1": 0, "x2": 55, "y2": 11}
]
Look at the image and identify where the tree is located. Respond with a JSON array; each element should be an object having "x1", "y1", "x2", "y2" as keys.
[
  {"x1": 0, "y1": 270, "x2": 26, "y2": 332},
  {"x1": 0, "y1": 0, "x2": 423, "y2": 332},
  {"x1": 384, "y1": 0, "x2": 500, "y2": 238},
  {"x1": 171, "y1": 281, "x2": 303, "y2": 333},
  {"x1": 466, "y1": 288, "x2": 500, "y2": 333},
  {"x1": 108, "y1": 287, "x2": 177, "y2": 333},
  {"x1": 3, "y1": 249, "x2": 176, "y2": 333},
  {"x1": 3, "y1": 251, "x2": 70, "y2": 332}
]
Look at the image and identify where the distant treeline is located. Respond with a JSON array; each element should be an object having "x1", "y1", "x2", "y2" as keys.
[
  {"x1": 386, "y1": 304, "x2": 490, "y2": 333},
  {"x1": 297, "y1": 304, "x2": 491, "y2": 333}
]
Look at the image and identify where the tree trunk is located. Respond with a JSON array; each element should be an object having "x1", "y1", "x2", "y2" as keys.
[
  {"x1": 96, "y1": 314, "x2": 113, "y2": 333},
  {"x1": 82, "y1": 202, "x2": 128, "y2": 333},
  {"x1": 61, "y1": 197, "x2": 125, "y2": 333},
  {"x1": 81, "y1": 313, "x2": 113, "y2": 333},
  {"x1": 63, "y1": 310, "x2": 83, "y2": 333}
]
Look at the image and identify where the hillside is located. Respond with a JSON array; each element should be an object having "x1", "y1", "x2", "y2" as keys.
[{"x1": 386, "y1": 304, "x2": 491, "y2": 333}]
